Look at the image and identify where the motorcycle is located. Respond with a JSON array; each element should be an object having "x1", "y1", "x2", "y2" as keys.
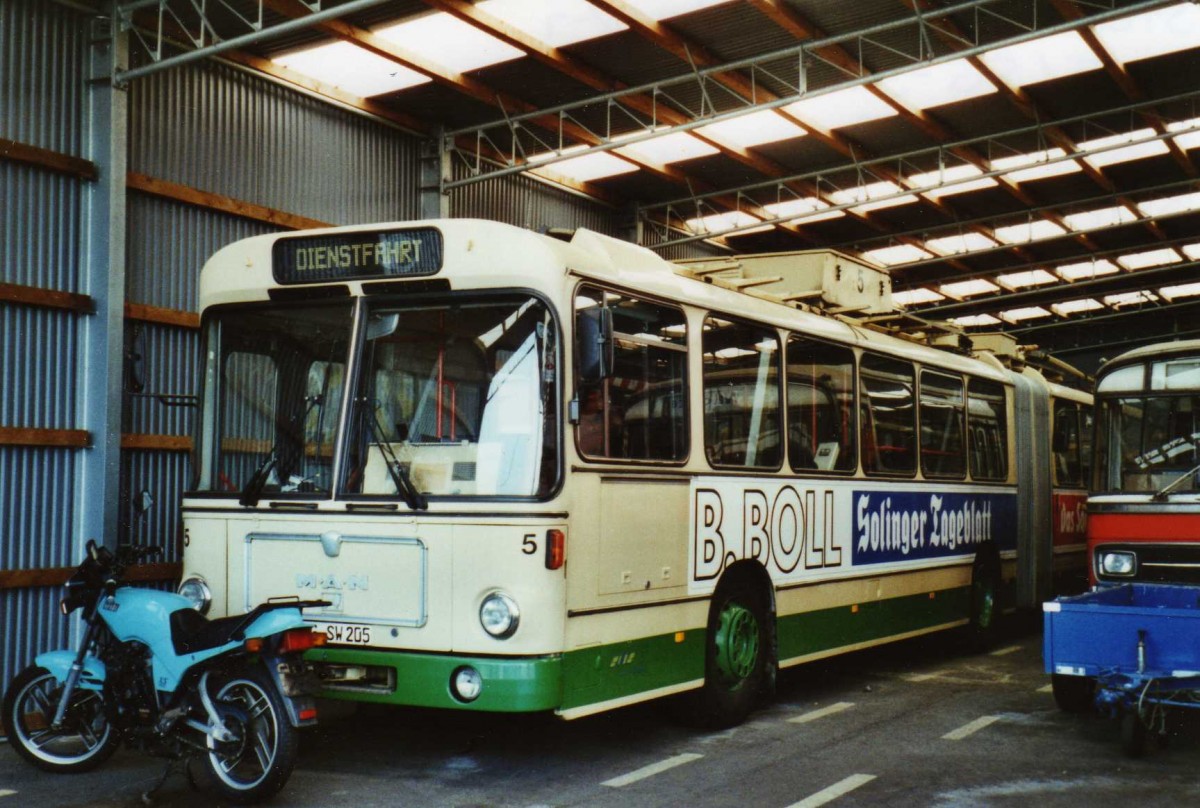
[{"x1": 2, "y1": 540, "x2": 328, "y2": 804}]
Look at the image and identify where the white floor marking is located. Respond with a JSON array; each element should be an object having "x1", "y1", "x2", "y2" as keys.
[
  {"x1": 601, "y1": 753, "x2": 703, "y2": 788},
  {"x1": 943, "y1": 715, "x2": 1002, "y2": 740},
  {"x1": 903, "y1": 672, "x2": 941, "y2": 682},
  {"x1": 1037, "y1": 684, "x2": 1053, "y2": 693},
  {"x1": 786, "y1": 774, "x2": 877, "y2": 808},
  {"x1": 788, "y1": 701, "x2": 855, "y2": 724},
  {"x1": 990, "y1": 645, "x2": 1022, "y2": 656},
  {"x1": 0, "y1": 791, "x2": 16, "y2": 799}
]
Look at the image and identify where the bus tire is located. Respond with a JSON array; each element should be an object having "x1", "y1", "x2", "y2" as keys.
[
  {"x1": 966, "y1": 544, "x2": 1001, "y2": 652},
  {"x1": 1051, "y1": 673, "x2": 1095, "y2": 713},
  {"x1": 694, "y1": 577, "x2": 772, "y2": 729}
]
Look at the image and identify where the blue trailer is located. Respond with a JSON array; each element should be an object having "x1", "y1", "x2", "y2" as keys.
[{"x1": 1044, "y1": 583, "x2": 1200, "y2": 756}]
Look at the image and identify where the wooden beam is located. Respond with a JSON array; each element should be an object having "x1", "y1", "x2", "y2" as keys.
[
  {"x1": 0, "y1": 137, "x2": 98, "y2": 180},
  {"x1": 125, "y1": 302, "x2": 200, "y2": 330},
  {"x1": 126, "y1": 172, "x2": 332, "y2": 230},
  {"x1": 0, "y1": 562, "x2": 182, "y2": 590},
  {"x1": 0, "y1": 427, "x2": 91, "y2": 448},
  {"x1": 0, "y1": 282, "x2": 94, "y2": 315},
  {"x1": 121, "y1": 434, "x2": 193, "y2": 452}
]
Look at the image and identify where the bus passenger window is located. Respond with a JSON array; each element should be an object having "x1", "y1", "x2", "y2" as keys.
[
  {"x1": 785, "y1": 336, "x2": 855, "y2": 472},
  {"x1": 860, "y1": 354, "x2": 916, "y2": 476},
  {"x1": 1052, "y1": 400, "x2": 1083, "y2": 487},
  {"x1": 574, "y1": 286, "x2": 688, "y2": 462},
  {"x1": 919, "y1": 370, "x2": 966, "y2": 479},
  {"x1": 702, "y1": 316, "x2": 782, "y2": 469},
  {"x1": 967, "y1": 378, "x2": 1008, "y2": 481}
]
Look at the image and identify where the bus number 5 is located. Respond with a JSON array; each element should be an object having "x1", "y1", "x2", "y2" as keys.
[{"x1": 522, "y1": 534, "x2": 538, "y2": 555}]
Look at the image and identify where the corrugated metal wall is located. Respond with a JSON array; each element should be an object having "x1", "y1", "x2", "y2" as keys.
[
  {"x1": 0, "y1": 0, "x2": 90, "y2": 689},
  {"x1": 449, "y1": 164, "x2": 621, "y2": 236}
]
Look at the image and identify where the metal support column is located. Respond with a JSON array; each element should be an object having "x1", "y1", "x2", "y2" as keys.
[
  {"x1": 420, "y1": 133, "x2": 450, "y2": 219},
  {"x1": 75, "y1": 16, "x2": 128, "y2": 553}
]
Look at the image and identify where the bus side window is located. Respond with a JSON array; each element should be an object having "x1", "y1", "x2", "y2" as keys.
[
  {"x1": 786, "y1": 335, "x2": 856, "y2": 473},
  {"x1": 919, "y1": 370, "x2": 966, "y2": 479},
  {"x1": 702, "y1": 315, "x2": 782, "y2": 469},
  {"x1": 1080, "y1": 404, "x2": 1094, "y2": 488},
  {"x1": 1052, "y1": 400, "x2": 1082, "y2": 487},
  {"x1": 860, "y1": 353, "x2": 916, "y2": 476},
  {"x1": 967, "y1": 378, "x2": 1008, "y2": 481}
]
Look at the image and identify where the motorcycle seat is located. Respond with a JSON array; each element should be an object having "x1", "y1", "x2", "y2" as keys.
[{"x1": 170, "y1": 608, "x2": 253, "y2": 656}]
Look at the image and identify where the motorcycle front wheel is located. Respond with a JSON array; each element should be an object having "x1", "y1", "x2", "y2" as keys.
[
  {"x1": 199, "y1": 668, "x2": 299, "y2": 804},
  {"x1": 2, "y1": 665, "x2": 118, "y2": 773}
]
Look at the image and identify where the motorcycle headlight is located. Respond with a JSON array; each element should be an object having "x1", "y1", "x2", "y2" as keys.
[
  {"x1": 479, "y1": 591, "x2": 520, "y2": 639},
  {"x1": 1100, "y1": 551, "x2": 1136, "y2": 577},
  {"x1": 177, "y1": 576, "x2": 212, "y2": 614}
]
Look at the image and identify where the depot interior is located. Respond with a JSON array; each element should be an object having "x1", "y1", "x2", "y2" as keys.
[{"x1": 4, "y1": 0, "x2": 1200, "y2": 686}]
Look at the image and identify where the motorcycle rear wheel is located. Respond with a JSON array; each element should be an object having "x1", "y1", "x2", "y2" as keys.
[
  {"x1": 199, "y1": 668, "x2": 299, "y2": 804},
  {"x1": 2, "y1": 665, "x2": 118, "y2": 773}
]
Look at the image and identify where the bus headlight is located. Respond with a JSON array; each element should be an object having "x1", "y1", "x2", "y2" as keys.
[
  {"x1": 479, "y1": 591, "x2": 520, "y2": 639},
  {"x1": 178, "y1": 576, "x2": 212, "y2": 614},
  {"x1": 451, "y1": 666, "x2": 483, "y2": 702},
  {"x1": 1100, "y1": 551, "x2": 1136, "y2": 577}
]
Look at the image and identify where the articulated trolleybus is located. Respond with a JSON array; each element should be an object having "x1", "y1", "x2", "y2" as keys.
[{"x1": 179, "y1": 219, "x2": 1082, "y2": 726}]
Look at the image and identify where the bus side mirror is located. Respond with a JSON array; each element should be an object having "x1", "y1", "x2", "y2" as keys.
[{"x1": 577, "y1": 307, "x2": 613, "y2": 383}]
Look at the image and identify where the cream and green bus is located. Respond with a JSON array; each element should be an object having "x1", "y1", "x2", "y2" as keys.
[{"x1": 179, "y1": 218, "x2": 1062, "y2": 727}]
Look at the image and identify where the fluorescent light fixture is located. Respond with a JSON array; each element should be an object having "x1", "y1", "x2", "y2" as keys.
[
  {"x1": 1093, "y1": 3, "x2": 1200, "y2": 65},
  {"x1": 907, "y1": 164, "x2": 998, "y2": 198},
  {"x1": 830, "y1": 181, "x2": 918, "y2": 213},
  {"x1": 272, "y1": 42, "x2": 431, "y2": 96},
  {"x1": 979, "y1": 31, "x2": 1103, "y2": 86},
  {"x1": 697, "y1": 110, "x2": 807, "y2": 148},
  {"x1": 1000, "y1": 306, "x2": 1052, "y2": 323},
  {"x1": 925, "y1": 233, "x2": 998, "y2": 256},
  {"x1": 685, "y1": 210, "x2": 772, "y2": 236},
  {"x1": 1056, "y1": 259, "x2": 1118, "y2": 281},
  {"x1": 1138, "y1": 192, "x2": 1200, "y2": 217},
  {"x1": 377, "y1": 13, "x2": 523, "y2": 73},
  {"x1": 996, "y1": 269, "x2": 1058, "y2": 290},
  {"x1": 1104, "y1": 291, "x2": 1158, "y2": 307},
  {"x1": 477, "y1": 0, "x2": 626, "y2": 47},
  {"x1": 1117, "y1": 248, "x2": 1182, "y2": 270},
  {"x1": 761, "y1": 197, "x2": 845, "y2": 224},
  {"x1": 991, "y1": 148, "x2": 1081, "y2": 182},
  {"x1": 938, "y1": 278, "x2": 1000, "y2": 299},
  {"x1": 784, "y1": 86, "x2": 898, "y2": 131},
  {"x1": 530, "y1": 145, "x2": 639, "y2": 182},
  {"x1": 615, "y1": 129, "x2": 719, "y2": 164},
  {"x1": 993, "y1": 220, "x2": 1067, "y2": 244},
  {"x1": 876, "y1": 58, "x2": 997, "y2": 110},
  {"x1": 1167, "y1": 118, "x2": 1200, "y2": 151},
  {"x1": 1051, "y1": 298, "x2": 1103, "y2": 316},
  {"x1": 892, "y1": 288, "x2": 945, "y2": 307},
  {"x1": 861, "y1": 244, "x2": 932, "y2": 266},
  {"x1": 951, "y1": 313, "x2": 1002, "y2": 327},
  {"x1": 1159, "y1": 282, "x2": 1200, "y2": 301},
  {"x1": 1063, "y1": 205, "x2": 1137, "y2": 231},
  {"x1": 1183, "y1": 243, "x2": 1200, "y2": 260},
  {"x1": 622, "y1": 0, "x2": 736, "y2": 20},
  {"x1": 1078, "y1": 128, "x2": 1169, "y2": 168}
]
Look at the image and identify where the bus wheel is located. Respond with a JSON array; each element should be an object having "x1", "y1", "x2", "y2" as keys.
[
  {"x1": 966, "y1": 545, "x2": 1001, "y2": 651},
  {"x1": 1051, "y1": 674, "x2": 1096, "y2": 713},
  {"x1": 695, "y1": 581, "x2": 771, "y2": 729}
]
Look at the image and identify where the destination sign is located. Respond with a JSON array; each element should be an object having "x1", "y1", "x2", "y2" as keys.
[{"x1": 272, "y1": 228, "x2": 443, "y2": 284}]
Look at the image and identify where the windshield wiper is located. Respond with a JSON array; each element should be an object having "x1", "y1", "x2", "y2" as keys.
[
  {"x1": 1152, "y1": 459, "x2": 1200, "y2": 502},
  {"x1": 239, "y1": 451, "x2": 276, "y2": 507},
  {"x1": 369, "y1": 408, "x2": 428, "y2": 511}
]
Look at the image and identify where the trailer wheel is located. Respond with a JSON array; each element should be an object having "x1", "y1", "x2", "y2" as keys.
[
  {"x1": 1120, "y1": 709, "x2": 1148, "y2": 758},
  {"x1": 1051, "y1": 674, "x2": 1096, "y2": 713}
]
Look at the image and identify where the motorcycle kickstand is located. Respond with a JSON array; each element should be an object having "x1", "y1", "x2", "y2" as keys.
[{"x1": 140, "y1": 758, "x2": 187, "y2": 805}]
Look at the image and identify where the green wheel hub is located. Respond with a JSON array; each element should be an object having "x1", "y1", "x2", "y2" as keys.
[
  {"x1": 713, "y1": 600, "x2": 759, "y2": 685},
  {"x1": 973, "y1": 578, "x2": 995, "y2": 630}
]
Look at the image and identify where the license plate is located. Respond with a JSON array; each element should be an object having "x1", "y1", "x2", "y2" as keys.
[{"x1": 318, "y1": 622, "x2": 374, "y2": 646}]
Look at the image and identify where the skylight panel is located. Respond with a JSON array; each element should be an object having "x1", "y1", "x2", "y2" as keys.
[
  {"x1": 696, "y1": 111, "x2": 807, "y2": 148},
  {"x1": 477, "y1": 0, "x2": 626, "y2": 47},
  {"x1": 615, "y1": 130, "x2": 719, "y2": 164},
  {"x1": 925, "y1": 233, "x2": 998, "y2": 256},
  {"x1": 991, "y1": 148, "x2": 1081, "y2": 182},
  {"x1": 1104, "y1": 291, "x2": 1159, "y2": 308},
  {"x1": 830, "y1": 181, "x2": 918, "y2": 213},
  {"x1": 622, "y1": 0, "x2": 736, "y2": 20},
  {"x1": 1092, "y1": 3, "x2": 1200, "y2": 65},
  {"x1": 875, "y1": 58, "x2": 997, "y2": 110},
  {"x1": 939, "y1": 278, "x2": 1000, "y2": 299},
  {"x1": 1062, "y1": 205, "x2": 1137, "y2": 231},
  {"x1": 1168, "y1": 118, "x2": 1200, "y2": 151},
  {"x1": 862, "y1": 244, "x2": 932, "y2": 267},
  {"x1": 761, "y1": 198, "x2": 845, "y2": 225},
  {"x1": 979, "y1": 31, "x2": 1103, "y2": 87},
  {"x1": 530, "y1": 146, "x2": 639, "y2": 182},
  {"x1": 1056, "y1": 259, "x2": 1118, "y2": 281},
  {"x1": 1051, "y1": 298, "x2": 1103, "y2": 317},
  {"x1": 1000, "y1": 306, "x2": 1052, "y2": 323},
  {"x1": 907, "y1": 164, "x2": 998, "y2": 198},
  {"x1": 996, "y1": 269, "x2": 1058, "y2": 290},
  {"x1": 684, "y1": 210, "x2": 771, "y2": 236},
  {"x1": 1117, "y1": 248, "x2": 1182, "y2": 270},
  {"x1": 892, "y1": 288, "x2": 945, "y2": 307},
  {"x1": 377, "y1": 13, "x2": 523, "y2": 73},
  {"x1": 1183, "y1": 243, "x2": 1200, "y2": 261},
  {"x1": 1159, "y1": 282, "x2": 1200, "y2": 301},
  {"x1": 950, "y1": 314, "x2": 1002, "y2": 327},
  {"x1": 273, "y1": 42, "x2": 430, "y2": 96},
  {"x1": 1138, "y1": 192, "x2": 1200, "y2": 217},
  {"x1": 1078, "y1": 129, "x2": 1169, "y2": 168},
  {"x1": 993, "y1": 220, "x2": 1067, "y2": 244},
  {"x1": 784, "y1": 86, "x2": 898, "y2": 131}
]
